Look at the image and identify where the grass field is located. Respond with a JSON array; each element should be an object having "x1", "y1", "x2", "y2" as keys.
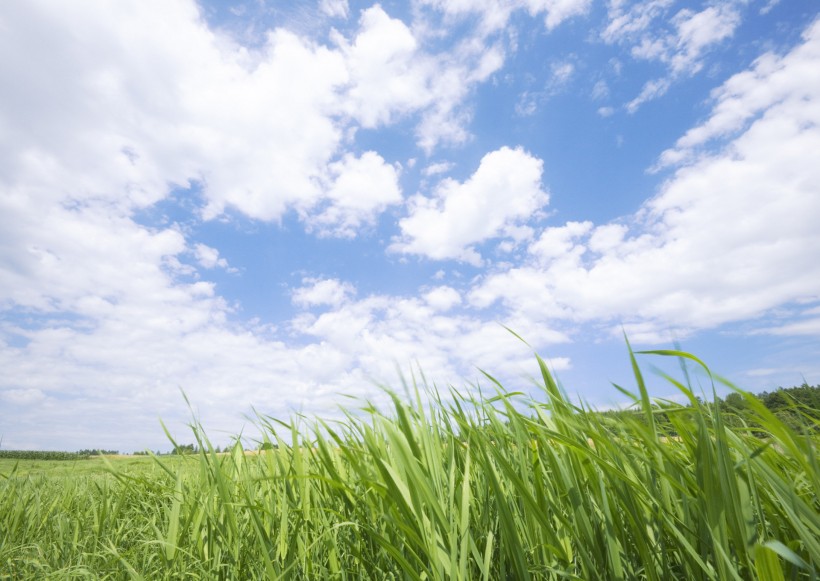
[
  {"x1": 0, "y1": 456, "x2": 174, "y2": 479},
  {"x1": 2, "y1": 348, "x2": 818, "y2": 579}
]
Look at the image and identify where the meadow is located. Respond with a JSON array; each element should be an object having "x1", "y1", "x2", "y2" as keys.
[{"x1": 1, "y1": 347, "x2": 818, "y2": 579}]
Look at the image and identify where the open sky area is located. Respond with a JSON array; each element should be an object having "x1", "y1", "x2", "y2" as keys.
[{"x1": 1, "y1": 0, "x2": 818, "y2": 452}]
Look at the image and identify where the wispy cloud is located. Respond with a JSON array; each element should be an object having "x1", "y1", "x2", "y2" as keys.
[{"x1": 604, "y1": 0, "x2": 744, "y2": 111}]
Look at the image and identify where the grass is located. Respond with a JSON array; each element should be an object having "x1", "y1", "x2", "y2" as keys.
[
  {"x1": 0, "y1": 456, "x2": 173, "y2": 480},
  {"x1": 1, "y1": 347, "x2": 818, "y2": 579}
]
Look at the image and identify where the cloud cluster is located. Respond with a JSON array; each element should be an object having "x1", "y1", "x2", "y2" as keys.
[
  {"x1": 391, "y1": 146, "x2": 548, "y2": 265},
  {"x1": 658, "y1": 19, "x2": 820, "y2": 167},
  {"x1": 0, "y1": 1, "x2": 508, "y2": 236},
  {"x1": 603, "y1": 0, "x2": 744, "y2": 111},
  {"x1": 0, "y1": 0, "x2": 542, "y2": 450},
  {"x1": 1, "y1": 1, "x2": 817, "y2": 452},
  {"x1": 470, "y1": 18, "x2": 820, "y2": 341}
]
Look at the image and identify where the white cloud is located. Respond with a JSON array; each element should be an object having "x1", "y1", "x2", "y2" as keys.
[
  {"x1": 759, "y1": 0, "x2": 781, "y2": 15},
  {"x1": 658, "y1": 19, "x2": 820, "y2": 168},
  {"x1": 390, "y1": 146, "x2": 549, "y2": 265},
  {"x1": 529, "y1": 221, "x2": 592, "y2": 263},
  {"x1": 320, "y1": 0, "x2": 349, "y2": 19},
  {"x1": 604, "y1": 0, "x2": 743, "y2": 110},
  {"x1": 308, "y1": 151, "x2": 402, "y2": 237},
  {"x1": 667, "y1": 5, "x2": 740, "y2": 75},
  {"x1": 416, "y1": 0, "x2": 516, "y2": 36},
  {"x1": 1, "y1": 0, "x2": 812, "y2": 455},
  {"x1": 414, "y1": 42, "x2": 505, "y2": 152},
  {"x1": 524, "y1": 0, "x2": 592, "y2": 31},
  {"x1": 0, "y1": 1, "x2": 518, "y2": 450},
  {"x1": 0, "y1": 0, "x2": 510, "y2": 240},
  {"x1": 423, "y1": 286, "x2": 462, "y2": 311},
  {"x1": 626, "y1": 78, "x2": 671, "y2": 113},
  {"x1": 516, "y1": 91, "x2": 540, "y2": 116},
  {"x1": 292, "y1": 278, "x2": 356, "y2": 308},
  {"x1": 763, "y1": 318, "x2": 820, "y2": 336},
  {"x1": 602, "y1": 0, "x2": 674, "y2": 44},
  {"x1": 470, "y1": 23, "x2": 820, "y2": 339},
  {"x1": 332, "y1": 5, "x2": 504, "y2": 152},
  {"x1": 591, "y1": 79, "x2": 610, "y2": 100},
  {"x1": 334, "y1": 7, "x2": 430, "y2": 128},
  {"x1": 0, "y1": 388, "x2": 46, "y2": 406},
  {"x1": 194, "y1": 243, "x2": 230, "y2": 270},
  {"x1": 551, "y1": 61, "x2": 575, "y2": 89},
  {"x1": 419, "y1": 0, "x2": 591, "y2": 34},
  {"x1": 588, "y1": 223, "x2": 628, "y2": 254},
  {"x1": 0, "y1": 0, "x2": 361, "y2": 227},
  {"x1": 422, "y1": 161, "x2": 454, "y2": 177},
  {"x1": 291, "y1": 287, "x2": 569, "y2": 388}
]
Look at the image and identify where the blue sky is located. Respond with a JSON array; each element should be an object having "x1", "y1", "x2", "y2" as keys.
[{"x1": 1, "y1": 0, "x2": 818, "y2": 452}]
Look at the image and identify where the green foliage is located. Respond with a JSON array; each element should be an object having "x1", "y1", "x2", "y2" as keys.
[
  {"x1": 1, "y1": 351, "x2": 818, "y2": 579},
  {"x1": 171, "y1": 443, "x2": 197, "y2": 455},
  {"x1": 77, "y1": 449, "x2": 120, "y2": 456},
  {"x1": 0, "y1": 450, "x2": 89, "y2": 461},
  {"x1": 604, "y1": 382, "x2": 820, "y2": 437}
]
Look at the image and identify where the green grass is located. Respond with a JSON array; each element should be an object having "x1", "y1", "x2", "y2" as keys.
[
  {"x1": 0, "y1": 455, "x2": 194, "y2": 480},
  {"x1": 1, "y1": 348, "x2": 818, "y2": 579}
]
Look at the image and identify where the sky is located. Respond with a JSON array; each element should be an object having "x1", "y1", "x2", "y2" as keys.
[{"x1": 1, "y1": 0, "x2": 819, "y2": 452}]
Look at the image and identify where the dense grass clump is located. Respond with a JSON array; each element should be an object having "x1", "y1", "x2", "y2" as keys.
[{"x1": 1, "y1": 348, "x2": 818, "y2": 579}]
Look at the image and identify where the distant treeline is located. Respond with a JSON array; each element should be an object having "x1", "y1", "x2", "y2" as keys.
[
  {"x1": 77, "y1": 449, "x2": 120, "y2": 456},
  {"x1": 721, "y1": 383, "x2": 820, "y2": 432},
  {"x1": 602, "y1": 383, "x2": 820, "y2": 435},
  {"x1": 0, "y1": 449, "x2": 120, "y2": 461},
  {"x1": 0, "y1": 451, "x2": 90, "y2": 461}
]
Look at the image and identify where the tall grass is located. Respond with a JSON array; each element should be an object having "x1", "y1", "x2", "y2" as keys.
[{"x1": 1, "y1": 348, "x2": 818, "y2": 579}]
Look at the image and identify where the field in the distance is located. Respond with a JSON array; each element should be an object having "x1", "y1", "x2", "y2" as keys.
[
  {"x1": 0, "y1": 454, "x2": 189, "y2": 480},
  {"x1": 2, "y1": 349, "x2": 818, "y2": 580}
]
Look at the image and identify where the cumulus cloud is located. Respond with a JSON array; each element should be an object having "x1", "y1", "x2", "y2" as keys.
[
  {"x1": 423, "y1": 286, "x2": 462, "y2": 311},
  {"x1": 292, "y1": 278, "x2": 356, "y2": 308},
  {"x1": 471, "y1": 22, "x2": 820, "y2": 338},
  {"x1": 308, "y1": 151, "x2": 402, "y2": 237},
  {"x1": 290, "y1": 287, "x2": 569, "y2": 388},
  {"x1": 0, "y1": 0, "x2": 517, "y2": 450},
  {"x1": 332, "y1": 5, "x2": 505, "y2": 152},
  {"x1": 194, "y1": 243, "x2": 232, "y2": 270},
  {"x1": 0, "y1": 0, "x2": 509, "y2": 239},
  {"x1": 657, "y1": 19, "x2": 820, "y2": 168},
  {"x1": 334, "y1": 6, "x2": 430, "y2": 128},
  {"x1": 390, "y1": 147, "x2": 549, "y2": 265},
  {"x1": 529, "y1": 221, "x2": 592, "y2": 263}
]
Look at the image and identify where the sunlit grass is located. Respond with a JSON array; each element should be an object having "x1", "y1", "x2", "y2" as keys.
[{"x1": 1, "y1": 346, "x2": 818, "y2": 579}]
